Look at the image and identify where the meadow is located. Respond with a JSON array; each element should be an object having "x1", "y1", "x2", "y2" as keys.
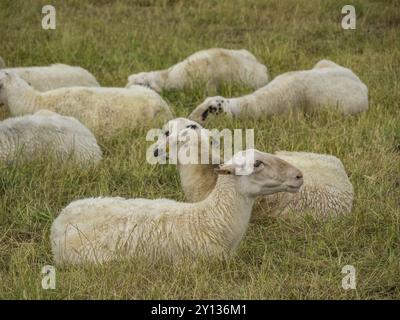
[{"x1": 0, "y1": 0, "x2": 399, "y2": 299}]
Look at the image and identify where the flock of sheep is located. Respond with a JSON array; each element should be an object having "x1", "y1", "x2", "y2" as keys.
[{"x1": 0, "y1": 48, "x2": 368, "y2": 265}]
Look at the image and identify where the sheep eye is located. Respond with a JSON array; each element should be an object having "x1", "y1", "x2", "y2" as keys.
[
  {"x1": 165, "y1": 130, "x2": 170, "y2": 137},
  {"x1": 254, "y1": 160, "x2": 263, "y2": 168},
  {"x1": 186, "y1": 124, "x2": 198, "y2": 129}
]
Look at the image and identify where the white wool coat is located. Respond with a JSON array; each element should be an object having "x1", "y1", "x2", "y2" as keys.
[
  {"x1": 1, "y1": 64, "x2": 99, "y2": 91},
  {"x1": 0, "y1": 72, "x2": 173, "y2": 135},
  {"x1": 127, "y1": 48, "x2": 269, "y2": 92},
  {"x1": 0, "y1": 110, "x2": 102, "y2": 165},
  {"x1": 190, "y1": 59, "x2": 368, "y2": 123}
]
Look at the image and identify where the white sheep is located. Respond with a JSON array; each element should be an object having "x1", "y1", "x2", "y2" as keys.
[
  {"x1": 153, "y1": 118, "x2": 354, "y2": 217},
  {"x1": 262, "y1": 151, "x2": 354, "y2": 216},
  {"x1": 50, "y1": 149, "x2": 303, "y2": 265},
  {"x1": 1, "y1": 63, "x2": 99, "y2": 91},
  {"x1": 0, "y1": 71, "x2": 173, "y2": 135},
  {"x1": 0, "y1": 109, "x2": 102, "y2": 165},
  {"x1": 126, "y1": 48, "x2": 269, "y2": 92},
  {"x1": 189, "y1": 59, "x2": 368, "y2": 123},
  {"x1": 0, "y1": 57, "x2": 5, "y2": 69}
]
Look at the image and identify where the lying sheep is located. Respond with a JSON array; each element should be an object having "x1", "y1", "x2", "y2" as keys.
[
  {"x1": 189, "y1": 59, "x2": 368, "y2": 123},
  {"x1": 50, "y1": 149, "x2": 303, "y2": 265},
  {"x1": 126, "y1": 48, "x2": 269, "y2": 92},
  {"x1": 0, "y1": 110, "x2": 102, "y2": 165},
  {"x1": 154, "y1": 118, "x2": 354, "y2": 217},
  {"x1": 1, "y1": 63, "x2": 99, "y2": 92},
  {"x1": 262, "y1": 151, "x2": 354, "y2": 216},
  {"x1": 0, "y1": 57, "x2": 5, "y2": 69},
  {"x1": 152, "y1": 117, "x2": 220, "y2": 198},
  {"x1": 0, "y1": 71, "x2": 173, "y2": 135}
]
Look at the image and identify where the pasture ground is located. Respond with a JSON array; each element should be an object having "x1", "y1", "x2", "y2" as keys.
[{"x1": 0, "y1": 0, "x2": 399, "y2": 299}]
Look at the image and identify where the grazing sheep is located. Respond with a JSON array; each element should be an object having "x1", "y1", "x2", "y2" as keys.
[
  {"x1": 153, "y1": 118, "x2": 354, "y2": 217},
  {"x1": 0, "y1": 71, "x2": 173, "y2": 135},
  {"x1": 50, "y1": 149, "x2": 303, "y2": 265},
  {"x1": 126, "y1": 48, "x2": 269, "y2": 92},
  {"x1": 0, "y1": 57, "x2": 5, "y2": 69},
  {"x1": 0, "y1": 110, "x2": 102, "y2": 165},
  {"x1": 189, "y1": 59, "x2": 368, "y2": 123},
  {"x1": 1, "y1": 63, "x2": 99, "y2": 92}
]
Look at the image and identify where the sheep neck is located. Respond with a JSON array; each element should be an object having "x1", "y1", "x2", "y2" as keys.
[
  {"x1": 198, "y1": 174, "x2": 254, "y2": 254},
  {"x1": 178, "y1": 162, "x2": 218, "y2": 202}
]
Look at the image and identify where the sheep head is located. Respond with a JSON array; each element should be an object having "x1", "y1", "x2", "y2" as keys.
[
  {"x1": 0, "y1": 71, "x2": 11, "y2": 102},
  {"x1": 216, "y1": 149, "x2": 304, "y2": 197},
  {"x1": 153, "y1": 117, "x2": 205, "y2": 159},
  {"x1": 126, "y1": 71, "x2": 162, "y2": 92},
  {"x1": 0, "y1": 71, "x2": 32, "y2": 103}
]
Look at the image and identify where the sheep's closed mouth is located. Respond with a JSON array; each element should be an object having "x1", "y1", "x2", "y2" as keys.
[{"x1": 286, "y1": 185, "x2": 302, "y2": 193}]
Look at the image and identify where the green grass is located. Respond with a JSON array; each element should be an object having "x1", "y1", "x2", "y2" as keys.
[{"x1": 0, "y1": 0, "x2": 399, "y2": 299}]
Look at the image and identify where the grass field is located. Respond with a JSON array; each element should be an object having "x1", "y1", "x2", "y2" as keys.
[{"x1": 0, "y1": 0, "x2": 399, "y2": 299}]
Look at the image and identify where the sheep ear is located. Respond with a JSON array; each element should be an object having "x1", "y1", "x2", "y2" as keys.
[{"x1": 214, "y1": 164, "x2": 234, "y2": 175}]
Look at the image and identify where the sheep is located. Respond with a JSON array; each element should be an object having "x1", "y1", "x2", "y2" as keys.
[
  {"x1": 1, "y1": 63, "x2": 99, "y2": 92},
  {"x1": 50, "y1": 148, "x2": 303, "y2": 265},
  {"x1": 0, "y1": 71, "x2": 173, "y2": 135},
  {"x1": 0, "y1": 57, "x2": 5, "y2": 69},
  {"x1": 189, "y1": 59, "x2": 368, "y2": 123},
  {"x1": 126, "y1": 48, "x2": 269, "y2": 92},
  {"x1": 152, "y1": 117, "x2": 220, "y2": 199},
  {"x1": 261, "y1": 151, "x2": 354, "y2": 216},
  {"x1": 153, "y1": 118, "x2": 354, "y2": 217},
  {"x1": 0, "y1": 109, "x2": 102, "y2": 165}
]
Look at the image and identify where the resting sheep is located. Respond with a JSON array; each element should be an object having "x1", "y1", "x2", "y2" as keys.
[
  {"x1": 154, "y1": 118, "x2": 354, "y2": 217},
  {"x1": 50, "y1": 149, "x2": 303, "y2": 265},
  {"x1": 0, "y1": 110, "x2": 102, "y2": 165},
  {"x1": 189, "y1": 59, "x2": 368, "y2": 123},
  {"x1": 126, "y1": 48, "x2": 269, "y2": 92},
  {"x1": 1, "y1": 63, "x2": 99, "y2": 92},
  {"x1": 0, "y1": 71, "x2": 173, "y2": 135}
]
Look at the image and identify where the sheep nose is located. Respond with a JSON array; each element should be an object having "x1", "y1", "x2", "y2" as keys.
[{"x1": 153, "y1": 148, "x2": 159, "y2": 157}]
